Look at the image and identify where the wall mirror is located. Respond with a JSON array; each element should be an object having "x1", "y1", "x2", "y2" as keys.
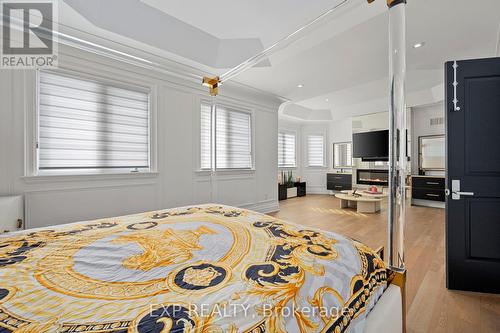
[
  {"x1": 333, "y1": 142, "x2": 352, "y2": 169},
  {"x1": 419, "y1": 135, "x2": 445, "y2": 171}
]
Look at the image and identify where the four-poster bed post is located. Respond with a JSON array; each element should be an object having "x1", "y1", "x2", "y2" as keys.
[
  {"x1": 202, "y1": 0, "x2": 408, "y2": 331},
  {"x1": 387, "y1": 0, "x2": 407, "y2": 273},
  {"x1": 386, "y1": 1, "x2": 407, "y2": 332}
]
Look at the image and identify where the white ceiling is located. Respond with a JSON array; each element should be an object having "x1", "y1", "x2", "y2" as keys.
[
  {"x1": 139, "y1": 0, "x2": 347, "y2": 48},
  {"x1": 61, "y1": 0, "x2": 500, "y2": 121},
  {"x1": 236, "y1": 0, "x2": 500, "y2": 120}
]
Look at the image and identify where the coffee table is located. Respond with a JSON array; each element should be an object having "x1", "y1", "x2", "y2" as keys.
[
  {"x1": 335, "y1": 193, "x2": 382, "y2": 213},
  {"x1": 340, "y1": 190, "x2": 387, "y2": 199}
]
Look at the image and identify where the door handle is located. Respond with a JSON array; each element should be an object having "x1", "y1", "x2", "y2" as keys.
[
  {"x1": 452, "y1": 191, "x2": 474, "y2": 196},
  {"x1": 450, "y1": 180, "x2": 474, "y2": 200}
]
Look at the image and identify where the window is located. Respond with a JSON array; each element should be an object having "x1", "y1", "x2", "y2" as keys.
[
  {"x1": 200, "y1": 104, "x2": 212, "y2": 170},
  {"x1": 200, "y1": 103, "x2": 252, "y2": 170},
  {"x1": 37, "y1": 70, "x2": 151, "y2": 174},
  {"x1": 307, "y1": 135, "x2": 325, "y2": 167},
  {"x1": 333, "y1": 142, "x2": 352, "y2": 168},
  {"x1": 278, "y1": 131, "x2": 296, "y2": 168}
]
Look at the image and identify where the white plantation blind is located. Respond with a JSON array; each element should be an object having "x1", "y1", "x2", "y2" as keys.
[
  {"x1": 334, "y1": 142, "x2": 352, "y2": 168},
  {"x1": 37, "y1": 71, "x2": 150, "y2": 172},
  {"x1": 201, "y1": 103, "x2": 252, "y2": 169},
  {"x1": 278, "y1": 132, "x2": 296, "y2": 167},
  {"x1": 307, "y1": 135, "x2": 325, "y2": 167},
  {"x1": 200, "y1": 103, "x2": 213, "y2": 170}
]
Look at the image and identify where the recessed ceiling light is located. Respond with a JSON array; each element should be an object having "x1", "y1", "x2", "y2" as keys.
[
  {"x1": 413, "y1": 42, "x2": 425, "y2": 48},
  {"x1": 297, "y1": 84, "x2": 303, "y2": 88},
  {"x1": 325, "y1": 98, "x2": 329, "y2": 102}
]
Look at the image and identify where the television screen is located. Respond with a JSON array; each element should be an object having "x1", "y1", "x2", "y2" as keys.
[{"x1": 352, "y1": 130, "x2": 389, "y2": 160}]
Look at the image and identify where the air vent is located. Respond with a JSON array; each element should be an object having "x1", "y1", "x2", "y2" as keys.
[{"x1": 430, "y1": 117, "x2": 444, "y2": 126}]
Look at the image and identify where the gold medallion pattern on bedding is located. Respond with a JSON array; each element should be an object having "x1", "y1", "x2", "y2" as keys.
[{"x1": 0, "y1": 205, "x2": 386, "y2": 333}]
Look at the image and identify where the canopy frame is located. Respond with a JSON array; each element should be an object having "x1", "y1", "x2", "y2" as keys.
[{"x1": 203, "y1": 1, "x2": 408, "y2": 331}]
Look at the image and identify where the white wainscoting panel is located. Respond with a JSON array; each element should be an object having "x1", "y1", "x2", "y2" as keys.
[{"x1": 25, "y1": 183, "x2": 160, "y2": 229}]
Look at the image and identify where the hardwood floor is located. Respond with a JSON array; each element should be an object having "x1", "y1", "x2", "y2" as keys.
[{"x1": 268, "y1": 194, "x2": 500, "y2": 333}]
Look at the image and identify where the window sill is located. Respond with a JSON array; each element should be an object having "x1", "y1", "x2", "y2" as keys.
[
  {"x1": 194, "y1": 169, "x2": 256, "y2": 176},
  {"x1": 306, "y1": 166, "x2": 328, "y2": 169},
  {"x1": 22, "y1": 172, "x2": 159, "y2": 184}
]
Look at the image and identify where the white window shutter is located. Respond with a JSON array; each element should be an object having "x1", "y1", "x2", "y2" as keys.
[
  {"x1": 278, "y1": 132, "x2": 296, "y2": 167},
  {"x1": 200, "y1": 104, "x2": 212, "y2": 170},
  {"x1": 201, "y1": 104, "x2": 252, "y2": 170},
  {"x1": 38, "y1": 71, "x2": 150, "y2": 173},
  {"x1": 307, "y1": 135, "x2": 325, "y2": 167}
]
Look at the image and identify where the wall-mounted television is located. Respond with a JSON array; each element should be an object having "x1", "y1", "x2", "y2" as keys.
[{"x1": 352, "y1": 130, "x2": 389, "y2": 161}]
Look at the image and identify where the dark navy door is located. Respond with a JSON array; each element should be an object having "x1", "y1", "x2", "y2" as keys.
[{"x1": 446, "y1": 57, "x2": 500, "y2": 294}]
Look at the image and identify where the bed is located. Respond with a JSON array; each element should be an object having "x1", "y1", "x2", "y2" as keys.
[{"x1": 0, "y1": 204, "x2": 401, "y2": 333}]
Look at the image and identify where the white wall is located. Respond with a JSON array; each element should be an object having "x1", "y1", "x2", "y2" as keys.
[
  {"x1": 277, "y1": 112, "x2": 390, "y2": 195},
  {"x1": 411, "y1": 102, "x2": 445, "y2": 173},
  {"x1": 278, "y1": 104, "x2": 444, "y2": 193},
  {"x1": 352, "y1": 112, "x2": 389, "y2": 134},
  {"x1": 0, "y1": 45, "x2": 281, "y2": 229},
  {"x1": 277, "y1": 119, "x2": 332, "y2": 194},
  {"x1": 276, "y1": 118, "x2": 353, "y2": 194}
]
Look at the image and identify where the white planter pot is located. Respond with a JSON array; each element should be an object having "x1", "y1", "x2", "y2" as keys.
[{"x1": 287, "y1": 187, "x2": 298, "y2": 198}]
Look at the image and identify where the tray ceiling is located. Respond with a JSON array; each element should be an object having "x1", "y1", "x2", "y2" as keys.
[{"x1": 61, "y1": 0, "x2": 500, "y2": 120}]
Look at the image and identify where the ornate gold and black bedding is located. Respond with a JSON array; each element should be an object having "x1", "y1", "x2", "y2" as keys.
[{"x1": 0, "y1": 204, "x2": 387, "y2": 333}]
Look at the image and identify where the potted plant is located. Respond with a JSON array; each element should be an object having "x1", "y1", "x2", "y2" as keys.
[{"x1": 285, "y1": 170, "x2": 297, "y2": 198}]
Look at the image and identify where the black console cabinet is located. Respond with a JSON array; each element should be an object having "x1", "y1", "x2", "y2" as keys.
[
  {"x1": 278, "y1": 184, "x2": 287, "y2": 201},
  {"x1": 278, "y1": 182, "x2": 306, "y2": 201},
  {"x1": 295, "y1": 182, "x2": 306, "y2": 197},
  {"x1": 411, "y1": 176, "x2": 445, "y2": 206},
  {"x1": 327, "y1": 173, "x2": 352, "y2": 191}
]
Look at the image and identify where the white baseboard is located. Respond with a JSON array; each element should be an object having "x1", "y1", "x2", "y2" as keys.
[{"x1": 239, "y1": 199, "x2": 279, "y2": 214}]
